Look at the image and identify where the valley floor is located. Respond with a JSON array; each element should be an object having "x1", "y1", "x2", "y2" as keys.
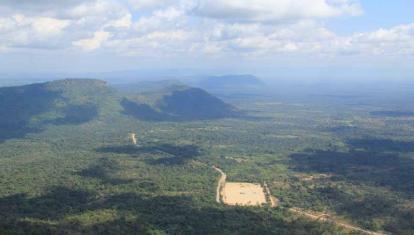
[{"x1": 1, "y1": 80, "x2": 414, "y2": 234}]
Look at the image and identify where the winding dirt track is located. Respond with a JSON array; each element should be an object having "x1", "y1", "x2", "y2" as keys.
[
  {"x1": 212, "y1": 166, "x2": 386, "y2": 235},
  {"x1": 212, "y1": 166, "x2": 226, "y2": 203},
  {"x1": 263, "y1": 181, "x2": 278, "y2": 207},
  {"x1": 289, "y1": 208, "x2": 387, "y2": 235},
  {"x1": 129, "y1": 133, "x2": 137, "y2": 145}
]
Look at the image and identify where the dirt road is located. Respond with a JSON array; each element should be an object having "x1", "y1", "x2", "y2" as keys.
[
  {"x1": 212, "y1": 166, "x2": 226, "y2": 203},
  {"x1": 212, "y1": 166, "x2": 385, "y2": 234},
  {"x1": 129, "y1": 133, "x2": 137, "y2": 145},
  {"x1": 263, "y1": 181, "x2": 278, "y2": 207},
  {"x1": 289, "y1": 208, "x2": 387, "y2": 235}
]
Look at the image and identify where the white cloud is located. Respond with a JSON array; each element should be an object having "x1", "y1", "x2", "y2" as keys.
[
  {"x1": 73, "y1": 31, "x2": 111, "y2": 51},
  {"x1": 0, "y1": 14, "x2": 71, "y2": 49},
  {"x1": 133, "y1": 7, "x2": 185, "y2": 35},
  {"x1": 191, "y1": 0, "x2": 362, "y2": 23},
  {"x1": 32, "y1": 17, "x2": 70, "y2": 36},
  {"x1": 128, "y1": 0, "x2": 169, "y2": 10},
  {"x1": 348, "y1": 23, "x2": 414, "y2": 56},
  {"x1": 0, "y1": 0, "x2": 414, "y2": 61},
  {"x1": 65, "y1": 0, "x2": 126, "y2": 19},
  {"x1": 0, "y1": 0, "x2": 132, "y2": 50},
  {"x1": 107, "y1": 29, "x2": 193, "y2": 56},
  {"x1": 105, "y1": 14, "x2": 132, "y2": 29},
  {"x1": 0, "y1": 14, "x2": 69, "y2": 36}
]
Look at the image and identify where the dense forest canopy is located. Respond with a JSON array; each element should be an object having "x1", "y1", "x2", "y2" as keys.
[{"x1": 0, "y1": 78, "x2": 413, "y2": 234}]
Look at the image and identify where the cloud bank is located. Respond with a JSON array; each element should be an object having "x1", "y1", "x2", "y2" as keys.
[{"x1": 0, "y1": 0, "x2": 413, "y2": 67}]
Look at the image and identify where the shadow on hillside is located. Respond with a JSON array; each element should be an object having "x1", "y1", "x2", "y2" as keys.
[
  {"x1": 346, "y1": 138, "x2": 414, "y2": 153},
  {"x1": 370, "y1": 111, "x2": 414, "y2": 117},
  {"x1": 46, "y1": 104, "x2": 99, "y2": 125},
  {"x1": 289, "y1": 146, "x2": 414, "y2": 233},
  {"x1": 326, "y1": 125, "x2": 359, "y2": 135},
  {"x1": 121, "y1": 99, "x2": 170, "y2": 121},
  {"x1": 289, "y1": 149, "x2": 414, "y2": 196},
  {"x1": 121, "y1": 97, "x2": 241, "y2": 122},
  {"x1": 315, "y1": 185, "x2": 414, "y2": 233},
  {"x1": 96, "y1": 144, "x2": 202, "y2": 165},
  {"x1": 77, "y1": 158, "x2": 132, "y2": 185},
  {"x1": 0, "y1": 126, "x2": 43, "y2": 143},
  {"x1": 0, "y1": 187, "x2": 92, "y2": 221},
  {"x1": 0, "y1": 84, "x2": 60, "y2": 142},
  {"x1": 0, "y1": 186, "x2": 340, "y2": 234},
  {"x1": 0, "y1": 84, "x2": 99, "y2": 143}
]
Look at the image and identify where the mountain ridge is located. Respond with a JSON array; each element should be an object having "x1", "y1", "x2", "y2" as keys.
[
  {"x1": 121, "y1": 85, "x2": 239, "y2": 121},
  {"x1": 0, "y1": 79, "x2": 239, "y2": 141}
]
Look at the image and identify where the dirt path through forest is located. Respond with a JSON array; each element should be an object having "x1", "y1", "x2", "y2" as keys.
[
  {"x1": 263, "y1": 181, "x2": 278, "y2": 207},
  {"x1": 212, "y1": 166, "x2": 385, "y2": 234},
  {"x1": 129, "y1": 133, "x2": 137, "y2": 145},
  {"x1": 212, "y1": 166, "x2": 226, "y2": 203},
  {"x1": 289, "y1": 208, "x2": 387, "y2": 235}
]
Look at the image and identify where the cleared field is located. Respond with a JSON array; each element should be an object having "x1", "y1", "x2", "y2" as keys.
[{"x1": 222, "y1": 182, "x2": 267, "y2": 206}]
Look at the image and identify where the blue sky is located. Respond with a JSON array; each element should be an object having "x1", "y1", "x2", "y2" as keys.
[
  {"x1": 327, "y1": 1, "x2": 414, "y2": 34},
  {"x1": 0, "y1": 0, "x2": 414, "y2": 79}
]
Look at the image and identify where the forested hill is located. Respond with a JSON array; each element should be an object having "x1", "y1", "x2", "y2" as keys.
[
  {"x1": 121, "y1": 85, "x2": 240, "y2": 121},
  {"x1": 0, "y1": 79, "x2": 239, "y2": 141},
  {"x1": 0, "y1": 79, "x2": 114, "y2": 141}
]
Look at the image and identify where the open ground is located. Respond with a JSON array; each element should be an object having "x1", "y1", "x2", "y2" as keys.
[
  {"x1": 222, "y1": 182, "x2": 267, "y2": 206},
  {"x1": 213, "y1": 166, "x2": 273, "y2": 207}
]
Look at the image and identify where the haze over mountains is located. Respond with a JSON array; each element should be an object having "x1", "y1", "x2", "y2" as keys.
[{"x1": 191, "y1": 75, "x2": 264, "y2": 90}]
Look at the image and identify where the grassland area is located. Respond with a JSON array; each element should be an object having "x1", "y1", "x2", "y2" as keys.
[{"x1": 0, "y1": 79, "x2": 414, "y2": 234}]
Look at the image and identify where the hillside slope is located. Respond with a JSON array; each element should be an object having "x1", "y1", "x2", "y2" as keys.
[
  {"x1": 0, "y1": 80, "x2": 240, "y2": 141},
  {"x1": 0, "y1": 79, "x2": 114, "y2": 141},
  {"x1": 121, "y1": 85, "x2": 239, "y2": 121}
]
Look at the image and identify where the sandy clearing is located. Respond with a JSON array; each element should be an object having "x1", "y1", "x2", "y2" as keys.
[
  {"x1": 222, "y1": 182, "x2": 267, "y2": 206},
  {"x1": 213, "y1": 166, "x2": 273, "y2": 207},
  {"x1": 212, "y1": 167, "x2": 383, "y2": 234},
  {"x1": 212, "y1": 167, "x2": 384, "y2": 234}
]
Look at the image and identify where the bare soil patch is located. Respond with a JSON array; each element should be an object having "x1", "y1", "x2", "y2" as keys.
[{"x1": 222, "y1": 182, "x2": 267, "y2": 206}]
